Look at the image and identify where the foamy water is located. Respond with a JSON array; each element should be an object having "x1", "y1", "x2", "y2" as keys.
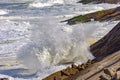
[
  {"x1": 0, "y1": 0, "x2": 119, "y2": 80},
  {"x1": 0, "y1": 10, "x2": 8, "y2": 15}
]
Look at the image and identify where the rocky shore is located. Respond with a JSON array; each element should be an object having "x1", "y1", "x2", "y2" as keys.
[
  {"x1": 78, "y1": 0, "x2": 120, "y2": 4},
  {"x1": 66, "y1": 6, "x2": 120, "y2": 25},
  {"x1": 43, "y1": 21, "x2": 120, "y2": 80}
]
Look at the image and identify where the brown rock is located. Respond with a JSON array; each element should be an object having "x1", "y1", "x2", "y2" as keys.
[
  {"x1": 59, "y1": 76, "x2": 68, "y2": 80},
  {"x1": 66, "y1": 7, "x2": 120, "y2": 25},
  {"x1": 43, "y1": 71, "x2": 62, "y2": 80},
  {"x1": 81, "y1": 64, "x2": 87, "y2": 69},
  {"x1": 86, "y1": 59, "x2": 93, "y2": 67},
  {"x1": 61, "y1": 66, "x2": 79, "y2": 76},
  {"x1": 99, "y1": 74, "x2": 111, "y2": 80},
  {"x1": 77, "y1": 63, "x2": 87, "y2": 71},
  {"x1": 61, "y1": 67, "x2": 71, "y2": 76},
  {"x1": 90, "y1": 22, "x2": 120, "y2": 61},
  {"x1": 114, "y1": 71, "x2": 120, "y2": 80},
  {"x1": 69, "y1": 68, "x2": 79, "y2": 75},
  {"x1": 71, "y1": 64, "x2": 77, "y2": 69},
  {"x1": 78, "y1": 65, "x2": 84, "y2": 71},
  {"x1": 61, "y1": 70, "x2": 71, "y2": 76},
  {"x1": 104, "y1": 68, "x2": 116, "y2": 77},
  {"x1": 79, "y1": 0, "x2": 120, "y2": 4},
  {"x1": 54, "y1": 76, "x2": 61, "y2": 80}
]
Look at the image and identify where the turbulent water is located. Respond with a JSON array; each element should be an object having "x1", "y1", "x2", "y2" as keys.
[{"x1": 0, "y1": 0, "x2": 119, "y2": 80}]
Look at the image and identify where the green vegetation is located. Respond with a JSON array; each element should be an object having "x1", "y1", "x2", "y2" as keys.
[
  {"x1": 67, "y1": 15, "x2": 90, "y2": 25},
  {"x1": 67, "y1": 9, "x2": 109, "y2": 25},
  {"x1": 79, "y1": 0, "x2": 95, "y2": 4}
]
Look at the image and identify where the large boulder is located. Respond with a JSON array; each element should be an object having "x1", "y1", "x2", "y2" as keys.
[
  {"x1": 66, "y1": 7, "x2": 120, "y2": 25},
  {"x1": 79, "y1": 0, "x2": 120, "y2": 4}
]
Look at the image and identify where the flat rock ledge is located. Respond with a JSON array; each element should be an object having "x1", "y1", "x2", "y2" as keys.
[
  {"x1": 78, "y1": 0, "x2": 120, "y2": 4},
  {"x1": 43, "y1": 51, "x2": 120, "y2": 80},
  {"x1": 66, "y1": 6, "x2": 120, "y2": 25},
  {"x1": 43, "y1": 21, "x2": 120, "y2": 80}
]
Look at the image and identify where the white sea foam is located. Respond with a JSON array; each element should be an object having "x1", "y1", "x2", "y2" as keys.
[
  {"x1": 18, "y1": 18, "x2": 113, "y2": 70},
  {"x1": 0, "y1": 20, "x2": 30, "y2": 54},
  {"x1": 17, "y1": 20, "x2": 119, "y2": 80},
  {"x1": 0, "y1": 10, "x2": 8, "y2": 15},
  {"x1": 29, "y1": 0, "x2": 79, "y2": 8},
  {"x1": 29, "y1": 2, "x2": 56, "y2": 8},
  {"x1": 0, "y1": 1, "x2": 119, "y2": 80}
]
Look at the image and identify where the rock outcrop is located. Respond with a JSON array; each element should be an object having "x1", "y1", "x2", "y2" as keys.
[
  {"x1": 43, "y1": 22, "x2": 120, "y2": 80},
  {"x1": 90, "y1": 22, "x2": 120, "y2": 61},
  {"x1": 78, "y1": 0, "x2": 120, "y2": 4},
  {"x1": 42, "y1": 60, "x2": 93, "y2": 80},
  {"x1": 66, "y1": 7, "x2": 120, "y2": 25},
  {"x1": 76, "y1": 50, "x2": 120, "y2": 80}
]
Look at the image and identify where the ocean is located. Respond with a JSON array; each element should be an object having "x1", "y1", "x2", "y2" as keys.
[{"x1": 0, "y1": 0, "x2": 119, "y2": 80}]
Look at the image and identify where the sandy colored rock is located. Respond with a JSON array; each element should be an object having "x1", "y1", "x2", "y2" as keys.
[
  {"x1": 43, "y1": 71, "x2": 62, "y2": 80},
  {"x1": 104, "y1": 68, "x2": 116, "y2": 77},
  {"x1": 90, "y1": 22, "x2": 120, "y2": 60},
  {"x1": 115, "y1": 71, "x2": 120, "y2": 80},
  {"x1": 99, "y1": 74, "x2": 111, "y2": 80}
]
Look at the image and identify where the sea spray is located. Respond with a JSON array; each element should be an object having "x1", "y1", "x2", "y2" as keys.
[{"x1": 17, "y1": 18, "x2": 111, "y2": 74}]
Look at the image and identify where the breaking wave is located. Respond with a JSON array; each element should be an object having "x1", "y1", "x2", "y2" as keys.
[
  {"x1": 29, "y1": 0, "x2": 80, "y2": 8},
  {"x1": 0, "y1": 10, "x2": 8, "y2": 15},
  {"x1": 17, "y1": 18, "x2": 107, "y2": 73}
]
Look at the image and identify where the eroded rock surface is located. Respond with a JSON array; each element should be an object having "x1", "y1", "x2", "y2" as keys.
[
  {"x1": 42, "y1": 60, "x2": 93, "y2": 80},
  {"x1": 43, "y1": 22, "x2": 120, "y2": 80},
  {"x1": 90, "y1": 22, "x2": 120, "y2": 60},
  {"x1": 66, "y1": 7, "x2": 120, "y2": 25},
  {"x1": 79, "y1": 0, "x2": 120, "y2": 4}
]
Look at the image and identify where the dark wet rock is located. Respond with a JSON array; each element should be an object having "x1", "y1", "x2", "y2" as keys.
[
  {"x1": 61, "y1": 67, "x2": 79, "y2": 76},
  {"x1": 79, "y1": 0, "x2": 120, "y2": 4},
  {"x1": 117, "y1": 68, "x2": 120, "y2": 71},
  {"x1": 99, "y1": 67, "x2": 120, "y2": 80},
  {"x1": 90, "y1": 22, "x2": 120, "y2": 60},
  {"x1": 71, "y1": 64, "x2": 77, "y2": 69},
  {"x1": 104, "y1": 68, "x2": 116, "y2": 77},
  {"x1": 77, "y1": 65, "x2": 84, "y2": 71},
  {"x1": 61, "y1": 67, "x2": 71, "y2": 76},
  {"x1": 66, "y1": 7, "x2": 120, "y2": 25},
  {"x1": 86, "y1": 59, "x2": 93, "y2": 67},
  {"x1": 99, "y1": 74, "x2": 111, "y2": 80},
  {"x1": 0, "y1": 78, "x2": 9, "y2": 80}
]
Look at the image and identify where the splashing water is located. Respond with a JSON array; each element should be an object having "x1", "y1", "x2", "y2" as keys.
[
  {"x1": 0, "y1": 0, "x2": 119, "y2": 79},
  {"x1": 18, "y1": 17, "x2": 104, "y2": 72}
]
